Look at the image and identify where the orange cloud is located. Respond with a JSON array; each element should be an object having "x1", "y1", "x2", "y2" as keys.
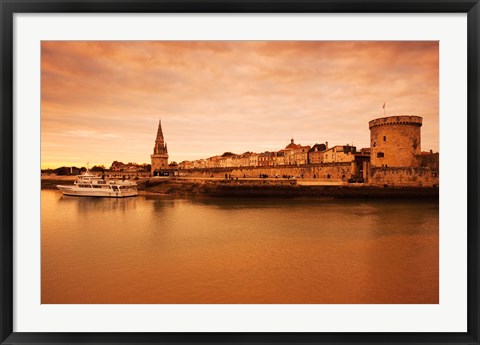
[{"x1": 41, "y1": 41, "x2": 438, "y2": 168}]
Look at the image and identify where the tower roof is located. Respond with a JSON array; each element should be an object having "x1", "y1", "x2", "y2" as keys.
[{"x1": 156, "y1": 119, "x2": 164, "y2": 141}]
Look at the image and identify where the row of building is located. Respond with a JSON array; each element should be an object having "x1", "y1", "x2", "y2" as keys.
[{"x1": 176, "y1": 140, "x2": 365, "y2": 170}]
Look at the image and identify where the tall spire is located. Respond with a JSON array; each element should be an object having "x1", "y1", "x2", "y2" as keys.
[
  {"x1": 156, "y1": 119, "x2": 164, "y2": 142},
  {"x1": 153, "y1": 119, "x2": 168, "y2": 156},
  {"x1": 151, "y1": 119, "x2": 169, "y2": 175}
]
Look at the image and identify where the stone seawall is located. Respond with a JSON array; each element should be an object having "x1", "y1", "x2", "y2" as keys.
[
  {"x1": 142, "y1": 179, "x2": 438, "y2": 199},
  {"x1": 369, "y1": 167, "x2": 439, "y2": 187},
  {"x1": 179, "y1": 163, "x2": 353, "y2": 180}
]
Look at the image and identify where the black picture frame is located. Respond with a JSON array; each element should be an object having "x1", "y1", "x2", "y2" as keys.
[{"x1": 1, "y1": 1, "x2": 479, "y2": 344}]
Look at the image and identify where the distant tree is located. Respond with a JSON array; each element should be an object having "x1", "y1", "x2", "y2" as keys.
[
  {"x1": 110, "y1": 161, "x2": 123, "y2": 170},
  {"x1": 54, "y1": 167, "x2": 70, "y2": 176},
  {"x1": 41, "y1": 168, "x2": 54, "y2": 175},
  {"x1": 221, "y1": 152, "x2": 236, "y2": 157},
  {"x1": 53, "y1": 166, "x2": 81, "y2": 175},
  {"x1": 71, "y1": 167, "x2": 82, "y2": 175},
  {"x1": 91, "y1": 165, "x2": 106, "y2": 173}
]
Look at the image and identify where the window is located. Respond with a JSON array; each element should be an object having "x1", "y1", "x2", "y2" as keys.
[
  {"x1": 383, "y1": 136, "x2": 386, "y2": 141},
  {"x1": 377, "y1": 152, "x2": 384, "y2": 158}
]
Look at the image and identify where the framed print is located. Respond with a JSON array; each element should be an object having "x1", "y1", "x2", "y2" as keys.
[{"x1": 1, "y1": 1, "x2": 479, "y2": 345}]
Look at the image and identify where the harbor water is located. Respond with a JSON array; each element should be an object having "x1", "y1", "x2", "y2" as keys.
[{"x1": 41, "y1": 190, "x2": 438, "y2": 304}]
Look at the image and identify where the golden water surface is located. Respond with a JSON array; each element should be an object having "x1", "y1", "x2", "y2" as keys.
[{"x1": 41, "y1": 190, "x2": 438, "y2": 304}]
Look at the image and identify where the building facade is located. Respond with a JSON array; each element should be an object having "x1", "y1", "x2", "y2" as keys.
[
  {"x1": 284, "y1": 139, "x2": 310, "y2": 165},
  {"x1": 308, "y1": 143, "x2": 327, "y2": 164},
  {"x1": 322, "y1": 145, "x2": 356, "y2": 163}
]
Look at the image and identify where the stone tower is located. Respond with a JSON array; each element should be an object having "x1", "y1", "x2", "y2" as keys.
[
  {"x1": 151, "y1": 119, "x2": 169, "y2": 175},
  {"x1": 369, "y1": 115, "x2": 422, "y2": 168}
]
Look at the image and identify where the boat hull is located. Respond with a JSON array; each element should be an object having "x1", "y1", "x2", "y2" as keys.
[{"x1": 56, "y1": 185, "x2": 138, "y2": 198}]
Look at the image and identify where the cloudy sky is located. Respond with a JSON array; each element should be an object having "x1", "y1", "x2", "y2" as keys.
[{"x1": 41, "y1": 41, "x2": 438, "y2": 169}]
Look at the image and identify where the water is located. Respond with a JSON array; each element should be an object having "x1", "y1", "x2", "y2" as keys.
[{"x1": 41, "y1": 190, "x2": 438, "y2": 304}]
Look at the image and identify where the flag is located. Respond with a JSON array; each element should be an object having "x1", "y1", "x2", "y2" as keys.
[{"x1": 383, "y1": 102, "x2": 385, "y2": 109}]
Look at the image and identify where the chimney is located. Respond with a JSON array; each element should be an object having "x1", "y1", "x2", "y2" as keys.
[{"x1": 325, "y1": 141, "x2": 329, "y2": 149}]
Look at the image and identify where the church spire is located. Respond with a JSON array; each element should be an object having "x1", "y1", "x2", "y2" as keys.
[{"x1": 156, "y1": 119, "x2": 164, "y2": 142}]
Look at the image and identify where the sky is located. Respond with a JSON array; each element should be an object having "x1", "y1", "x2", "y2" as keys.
[{"x1": 41, "y1": 41, "x2": 438, "y2": 169}]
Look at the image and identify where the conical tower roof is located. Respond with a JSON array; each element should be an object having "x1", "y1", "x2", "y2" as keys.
[{"x1": 156, "y1": 119, "x2": 164, "y2": 142}]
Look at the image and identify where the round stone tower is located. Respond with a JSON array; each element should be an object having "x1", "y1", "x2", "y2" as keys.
[{"x1": 369, "y1": 115, "x2": 422, "y2": 168}]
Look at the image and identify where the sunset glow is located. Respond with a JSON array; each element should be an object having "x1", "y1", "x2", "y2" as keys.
[{"x1": 41, "y1": 41, "x2": 438, "y2": 169}]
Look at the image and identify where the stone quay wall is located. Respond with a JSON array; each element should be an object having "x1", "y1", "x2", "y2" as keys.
[
  {"x1": 179, "y1": 163, "x2": 354, "y2": 180},
  {"x1": 369, "y1": 167, "x2": 439, "y2": 187},
  {"x1": 418, "y1": 153, "x2": 439, "y2": 170},
  {"x1": 178, "y1": 163, "x2": 440, "y2": 187}
]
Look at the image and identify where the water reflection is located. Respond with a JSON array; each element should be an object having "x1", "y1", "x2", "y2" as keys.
[
  {"x1": 363, "y1": 204, "x2": 439, "y2": 303},
  {"x1": 58, "y1": 194, "x2": 138, "y2": 214},
  {"x1": 42, "y1": 190, "x2": 439, "y2": 304},
  {"x1": 144, "y1": 195, "x2": 180, "y2": 213}
]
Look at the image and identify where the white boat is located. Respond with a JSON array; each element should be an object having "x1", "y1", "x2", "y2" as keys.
[{"x1": 56, "y1": 170, "x2": 138, "y2": 198}]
